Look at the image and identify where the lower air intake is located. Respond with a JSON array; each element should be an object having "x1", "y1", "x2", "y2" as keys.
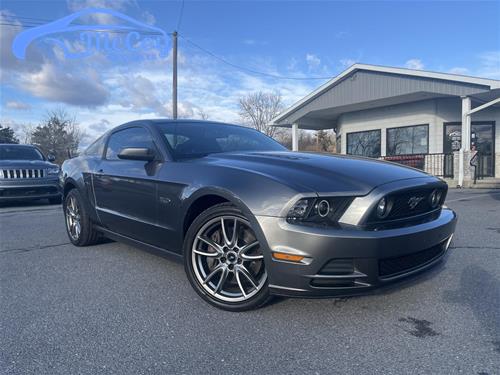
[{"x1": 379, "y1": 242, "x2": 446, "y2": 278}]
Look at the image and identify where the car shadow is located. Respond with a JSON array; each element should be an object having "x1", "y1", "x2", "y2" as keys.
[
  {"x1": 0, "y1": 199, "x2": 59, "y2": 209},
  {"x1": 489, "y1": 190, "x2": 500, "y2": 201}
]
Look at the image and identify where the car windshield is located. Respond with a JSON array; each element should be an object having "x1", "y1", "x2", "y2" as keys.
[
  {"x1": 0, "y1": 145, "x2": 44, "y2": 160},
  {"x1": 156, "y1": 122, "x2": 286, "y2": 159}
]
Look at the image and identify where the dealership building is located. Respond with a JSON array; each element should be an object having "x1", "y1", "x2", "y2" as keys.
[{"x1": 272, "y1": 64, "x2": 500, "y2": 187}]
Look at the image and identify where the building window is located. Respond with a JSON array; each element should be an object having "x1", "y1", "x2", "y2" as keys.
[
  {"x1": 387, "y1": 124, "x2": 429, "y2": 155},
  {"x1": 346, "y1": 130, "x2": 381, "y2": 157},
  {"x1": 336, "y1": 133, "x2": 341, "y2": 154}
]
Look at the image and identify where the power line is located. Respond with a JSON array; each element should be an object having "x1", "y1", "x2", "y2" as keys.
[
  {"x1": 176, "y1": 0, "x2": 185, "y2": 31},
  {"x1": 179, "y1": 34, "x2": 332, "y2": 81},
  {"x1": 0, "y1": 19, "x2": 167, "y2": 36}
]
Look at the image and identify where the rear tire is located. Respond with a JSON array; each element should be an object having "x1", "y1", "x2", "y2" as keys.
[
  {"x1": 184, "y1": 203, "x2": 272, "y2": 311},
  {"x1": 64, "y1": 189, "x2": 100, "y2": 246}
]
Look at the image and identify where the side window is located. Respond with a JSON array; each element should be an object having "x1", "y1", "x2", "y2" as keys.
[
  {"x1": 84, "y1": 135, "x2": 105, "y2": 157},
  {"x1": 105, "y1": 127, "x2": 155, "y2": 160}
]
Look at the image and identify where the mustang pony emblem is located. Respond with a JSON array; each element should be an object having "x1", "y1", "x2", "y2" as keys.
[{"x1": 408, "y1": 196, "x2": 424, "y2": 209}]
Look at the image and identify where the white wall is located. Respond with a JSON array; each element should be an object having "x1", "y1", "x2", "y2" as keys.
[{"x1": 338, "y1": 99, "x2": 437, "y2": 155}]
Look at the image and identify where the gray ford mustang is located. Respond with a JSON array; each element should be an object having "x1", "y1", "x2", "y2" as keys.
[{"x1": 61, "y1": 120, "x2": 457, "y2": 311}]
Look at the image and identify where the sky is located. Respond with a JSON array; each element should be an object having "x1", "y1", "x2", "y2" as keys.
[{"x1": 1, "y1": 0, "x2": 499, "y2": 147}]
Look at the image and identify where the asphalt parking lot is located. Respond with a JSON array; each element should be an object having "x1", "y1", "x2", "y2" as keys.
[{"x1": 1, "y1": 189, "x2": 499, "y2": 375}]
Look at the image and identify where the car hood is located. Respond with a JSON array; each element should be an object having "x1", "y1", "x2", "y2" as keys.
[
  {"x1": 197, "y1": 151, "x2": 432, "y2": 195},
  {"x1": 0, "y1": 160, "x2": 58, "y2": 169}
]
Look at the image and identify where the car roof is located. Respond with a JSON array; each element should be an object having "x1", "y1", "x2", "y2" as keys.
[{"x1": 118, "y1": 119, "x2": 253, "y2": 131}]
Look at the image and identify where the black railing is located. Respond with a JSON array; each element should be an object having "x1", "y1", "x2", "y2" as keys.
[{"x1": 381, "y1": 153, "x2": 454, "y2": 178}]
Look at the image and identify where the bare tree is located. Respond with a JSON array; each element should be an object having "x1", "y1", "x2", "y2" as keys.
[
  {"x1": 21, "y1": 123, "x2": 36, "y2": 144},
  {"x1": 30, "y1": 109, "x2": 83, "y2": 164},
  {"x1": 316, "y1": 129, "x2": 334, "y2": 152},
  {"x1": 239, "y1": 91, "x2": 284, "y2": 138},
  {"x1": 196, "y1": 108, "x2": 210, "y2": 120}
]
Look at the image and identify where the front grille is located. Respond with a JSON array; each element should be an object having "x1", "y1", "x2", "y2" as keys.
[
  {"x1": 379, "y1": 242, "x2": 446, "y2": 278},
  {"x1": 387, "y1": 189, "x2": 434, "y2": 219},
  {"x1": 368, "y1": 187, "x2": 447, "y2": 223},
  {"x1": 0, "y1": 169, "x2": 45, "y2": 179}
]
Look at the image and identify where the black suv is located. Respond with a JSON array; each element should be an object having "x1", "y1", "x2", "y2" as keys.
[{"x1": 0, "y1": 144, "x2": 62, "y2": 204}]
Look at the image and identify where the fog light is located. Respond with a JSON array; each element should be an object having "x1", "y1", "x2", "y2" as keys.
[
  {"x1": 430, "y1": 189, "x2": 442, "y2": 208},
  {"x1": 430, "y1": 190, "x2": 438, "y2": 208},
  {"x1": 273, "y1": 252, "x2": 304, "y2": 262},
  {"x1": 377, "y1": 197, "x2": 388, "y2": 218}
]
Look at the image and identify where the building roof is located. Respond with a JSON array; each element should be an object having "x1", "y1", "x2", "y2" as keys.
[{"x1": 272, "y1": 63, "x2": 500, "y2": 129}]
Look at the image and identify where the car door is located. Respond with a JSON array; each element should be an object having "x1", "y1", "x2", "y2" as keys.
[{"x1": 92, "y1": 126, "x2": 162, "y2": 244}]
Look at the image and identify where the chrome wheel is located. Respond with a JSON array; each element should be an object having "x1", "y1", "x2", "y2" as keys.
[
  {"x1": 65, "y1": 195, "x2": 81, "y2": 241},
  {"x1": 191, "y1": 215, "x2": 267, "y2": 303}
]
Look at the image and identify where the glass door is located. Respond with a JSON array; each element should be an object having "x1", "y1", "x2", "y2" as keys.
[
  {"x1": 444, "y1": 122, "x2": 495, "y2": 177},
  {"x1": 472, "y1": 123, "x2": 495, "y2": 177}
]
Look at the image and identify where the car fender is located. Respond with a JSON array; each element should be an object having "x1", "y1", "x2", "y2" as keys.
[{"x1": 181, "y1": 186, "x2": 277, "y2": 260}]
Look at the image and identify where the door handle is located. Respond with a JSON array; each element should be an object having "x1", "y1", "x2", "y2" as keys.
[{"x1": 95, "y1": 169, "x2": 104, "y2": 175}]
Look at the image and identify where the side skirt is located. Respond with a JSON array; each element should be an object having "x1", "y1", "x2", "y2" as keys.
[{"x1": 94, "y1": 225, "x2": 183, "y2": 263}]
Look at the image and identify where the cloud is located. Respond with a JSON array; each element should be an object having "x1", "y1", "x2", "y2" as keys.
[
  {"x1": 116, "y1": 74, "x2": 163, "y2": 113},
  {"x1": 477, "y1": 51, "x2": 500, "y2": 79},
  {"x1": 0, "y1": 10, "x2": 44, "y2": 74},
  {"x1": 448, "y1": 67, "x2": 470, "y2": 75},
  {"x1": 405, "y1": 59, "x2": 424, "y2": 70},
  {"x1": 21, "y1": 63, "x2": 109, "y2": 106},
  {"x1": 306, "y1": 53, "x2": 321, "y2": 69},
  {"x1": 335, "y1": 31, "x2": 349, "y2": 39},
  {"x1": 67, "y1": 0, "x2": 156, "y2": 25},
  {"x1": 340, "y1": 58, "x2": 356, "y2": 68},
  {"x1": 242, "y1": 39, "x2": 268, "y2": 46},
  {"x1": 6, "y1": 101, "x2": 31, "y2": 110}
]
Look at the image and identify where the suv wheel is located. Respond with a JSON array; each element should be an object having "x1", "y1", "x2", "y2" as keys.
[{"x1": 184, "y1": 203, "x2": 272, "y2": 311}]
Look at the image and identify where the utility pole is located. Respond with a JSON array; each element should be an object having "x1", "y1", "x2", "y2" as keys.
[{"x1": 172, "y1": 31, "x2": 178, "y2": 119}]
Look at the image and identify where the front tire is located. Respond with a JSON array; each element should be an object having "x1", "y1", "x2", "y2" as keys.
[
  {"x1": 184, "y1": 203, "x2": 272, "y2": 311},
  {"x1": 64, "y1": 189, "x2": 100, "y2": 246}
]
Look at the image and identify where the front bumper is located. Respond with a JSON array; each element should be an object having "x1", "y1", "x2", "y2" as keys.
[
  {"x1": 0, "y1": 178, "x2": 61, "y2": 201},
  {"x1": 256, "y1": 208, "x2": 457, "y2": 298}
]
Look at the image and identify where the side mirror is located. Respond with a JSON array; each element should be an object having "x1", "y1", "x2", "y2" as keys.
[
  {"x1": 117, "y1": 147, "x2": 156, "y2": 161},
  {"x1": 47, "y1": 153, "x2": 56, "y2": 162}
]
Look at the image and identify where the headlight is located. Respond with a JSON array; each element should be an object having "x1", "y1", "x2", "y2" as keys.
[
  {"x1": 316, "y1": 200, "x2": 330, "y2": 217},
  {"x1": 429, "y1": 189, "x2": 443, "y2": 208},
  {"x1": 47, "y1": 167, "x2": 60, "y2": 175},
  {"x1": 287, "y1": 197, "x2": 353, "y2": 226},
  {"x1": 287, "y1": 198, "x2": 312, "y2": 220},
  {"x1": 376, "y1": 197, "x2": 388, "y2": 218}
]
